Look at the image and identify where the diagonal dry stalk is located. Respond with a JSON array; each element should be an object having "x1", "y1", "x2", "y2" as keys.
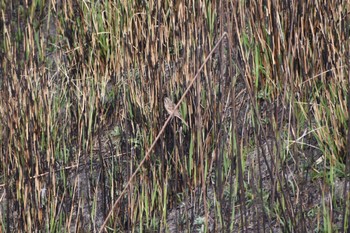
[{"x1": 98, "y1": 32, "x2": 228, "y2": 233}]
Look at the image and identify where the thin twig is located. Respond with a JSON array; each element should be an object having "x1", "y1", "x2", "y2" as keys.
[{"x1": 98, "y1": 32, "x2": 227, "y2": 233}]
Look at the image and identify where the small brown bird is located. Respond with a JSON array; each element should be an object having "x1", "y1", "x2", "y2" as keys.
[{"x1": 164, "y1": 97, "x2": 188, "y2": 127}]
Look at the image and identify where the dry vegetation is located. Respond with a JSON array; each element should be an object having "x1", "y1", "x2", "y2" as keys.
[{"x1": 0, "y1": 0, "x2": 349, "y2": 232}]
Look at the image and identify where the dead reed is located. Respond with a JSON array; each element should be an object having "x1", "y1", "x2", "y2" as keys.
[{"x1": 0, "y1": 0, "x2": 348, "y2": 232}]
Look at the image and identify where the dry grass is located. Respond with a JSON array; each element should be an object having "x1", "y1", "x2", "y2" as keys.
[{"x1": 0, "y1": 0, "x2": 349, "y2": 232}]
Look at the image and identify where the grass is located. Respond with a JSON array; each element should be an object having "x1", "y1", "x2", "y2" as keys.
[{"x1": 0, "y1": 0, "x2": 349, "y2": 232}]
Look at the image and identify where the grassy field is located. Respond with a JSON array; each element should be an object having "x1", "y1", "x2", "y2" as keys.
[{"x1": 0, "y1": 0, "x2": 349, "y2": 232}]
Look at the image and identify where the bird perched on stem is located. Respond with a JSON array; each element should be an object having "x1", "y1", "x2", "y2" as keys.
[{"x1": 164, "y1": 97, "x2": 188, "y2": 127}]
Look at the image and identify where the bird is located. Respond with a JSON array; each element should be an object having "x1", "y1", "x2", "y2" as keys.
[{"x1": 164, "y1": 97, "x2": 188, "y2": 127}]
